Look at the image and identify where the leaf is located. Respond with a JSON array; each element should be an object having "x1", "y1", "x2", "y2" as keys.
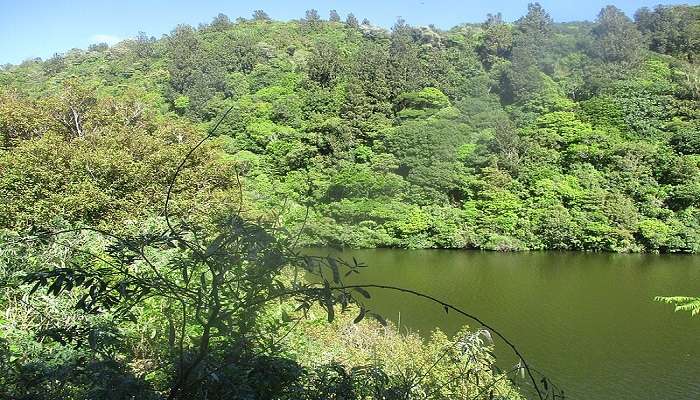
[
  {"x1": 181, "y1": 266, "x2": 188, "y2": 282},
  {"x1": 47, "y1": 275, "x2": 63, "y2": 296},
  {"x1": 353, "y1": 307, "x2": 367, "y2": 324},
  {"x1": 353, "y1": 287, "x2": 371, "y2": 299},
  {"x1": 204, "y1": 235, "x2": 225, "y2": 258},
  {"x1": 29, "y1": 281, "x2": 42, "y2": 296},
  {"x1": 76, "y1": 293, "x2": 89, "y2": 310},
  {"x1": 370, "y1": 313, "x2": 387, "y2": 326},
  {"x1": 327, "y1": 257, "x2": 340, "y2": 284},
  {"x1": 323, "y1": 282, "x2": 334, "y2": 323},
  {"x1": 443, "y1": 305, "x2": 449, "y2": 314},
  {"x1": 326, "y1": 298, "x2": 335, "y2": 323}
]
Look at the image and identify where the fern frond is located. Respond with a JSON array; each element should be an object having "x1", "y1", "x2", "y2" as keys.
[{"x1": 655, "y1": 296, "x2": 700, "y2": 316}]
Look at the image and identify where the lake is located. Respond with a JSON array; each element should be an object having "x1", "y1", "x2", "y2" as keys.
[{"x1": 306, "y1": 249, "x2": 700, "y2": 400}]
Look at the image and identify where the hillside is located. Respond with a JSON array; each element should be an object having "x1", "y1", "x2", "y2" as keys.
[{"x1": 1, "y1": 4, "x2": 699, "y2": 252}]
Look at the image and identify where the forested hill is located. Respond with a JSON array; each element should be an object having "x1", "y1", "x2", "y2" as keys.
[{"x1": 1, "y1": 4, "x2": 699, "y2": 252}]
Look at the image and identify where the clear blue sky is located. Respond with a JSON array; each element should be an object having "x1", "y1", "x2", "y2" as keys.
[{"x1": 1, "y1": 0, "x2": 697, "y2": 65}]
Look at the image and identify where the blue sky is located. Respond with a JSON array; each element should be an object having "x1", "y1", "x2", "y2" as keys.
[{"x1": 1, "y1": 0, "x2": 697, "y2": 65}]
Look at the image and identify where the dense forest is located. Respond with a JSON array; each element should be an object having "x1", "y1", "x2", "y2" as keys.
[
  {"x1": 1, "y1": 4, "x2": 699, "y2": 253},
  {"x1": 0, "y1": 3, "x2": 699, "y2": 399}
]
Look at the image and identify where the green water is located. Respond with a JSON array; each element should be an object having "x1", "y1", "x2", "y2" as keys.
[{"x1": 307, "y1": 249, "x2": 700, "y2": 400}]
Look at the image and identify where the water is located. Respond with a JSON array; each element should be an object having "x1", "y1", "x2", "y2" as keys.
[{"x1": 307, "y1": 249, "x2": 700, "y2": 400}]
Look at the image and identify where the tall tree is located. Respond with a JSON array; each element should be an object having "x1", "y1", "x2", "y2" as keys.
[
  {"x1": 166, "y1": 24, "x2": 226, "y2": 116},
  {"x1": 209, "y1": 13, "x2": 232, "y2": 31},
  {"x1": 635, "y1": 5, "x2": 700, "y2": 62},
  {"x1": 252, "y1": 9, "x2": 270, "y2": 21},
  {"x1": 307, "y1": 39, "x2": 343, "y2": 87},
  {"x1": 504, "y1": 2, "x2": 553, "y2": 102},
  {"x1": 303, "y1": 9, "x2": 322, "y2": 28},
  {"x1": 478, "y1": 13, "x2": 513, "y2": 69},
  {"x1": 387, "y1": 18, "x2": 423, "y2": 99},
  {"x1": 592, "y1": 5, "x2": 644, "y2": 63},
  {"x1": 346, "y1": 13, "x2": 359, "y2": 28}
]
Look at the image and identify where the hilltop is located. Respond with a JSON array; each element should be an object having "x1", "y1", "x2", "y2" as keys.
[{"x1": 1, "y1": 5, "x2": 699, "y2": 252}]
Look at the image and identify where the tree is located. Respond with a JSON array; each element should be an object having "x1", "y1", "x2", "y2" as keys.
[
  {"x1": 387, "y1": 18, "x2": 423, "y2": 99},
  {"x1": 307, "y1": 40, "x2": 343, "y2": 87},
  {"x1": 131, "y1": 31, "x2": 155, "y2": 58},
  {"x1": 166, "y1": 24, "x2": 227, "y2": 116},
  {"x1": 592, "y1": 6, "x2": 644, "y2": 63},
  {"x1": 346, "y1": 13, "x2": 359, "y2": 28},
  {"x1": 218, "y1": 32, "x2": 262, "y2": 73},
  {"x1": 478, "y1": 13, "x2": 513, "y2": 68},
  {"x1": 503, "y1": 2, "x2": 554, "y2": 102},
  {"x1": 210, "y1": 13, "x2": 232, "y2": 31},
  {"x1": 50, "y1": 79, "x2": 99, "y2": 139},
  {"x1": 303, "y1": 9, "x2": 321, "y2": 27},
  {"x1": 0, "y1": 91, "x2": 53, "y2": 147},
  {"x1": 329, "y1": 9, "x2": 341, "y2": 22},
  {"x1": 395, "y1": 87, "x2": 450, "y2": 120},
  {"x1": 43, "y1": 53, "x2": 65, "y2": 75},
  {"x1": 252, "y1": 9, "x2": 270, "y2": 21},
  {"x1": 635, "y1": 5, "x2": 700, "y2": 62},
  {"x1": 87, "y1": 42, "x2": 109, "y2": 52},
  {"x1": 385, "y1": 118, "x2": 471, "y2": 202},
  {"x1": 517, "y1": 2, "x2": 553, "y2": 38}
]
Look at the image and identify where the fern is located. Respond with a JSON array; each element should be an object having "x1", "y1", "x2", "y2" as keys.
[{"x1": 654, "y1": 296, "x2": 700, "y2": 316}]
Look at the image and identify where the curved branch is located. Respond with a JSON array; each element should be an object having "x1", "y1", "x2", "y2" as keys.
[
  {"x1": 244, "y1": 282, "x2": 547, "y2": 400},
  {"x1": 164, "y1": 104, "x2": 235, "y2": 234},
  {"x1": 335, "y1": 284, "x2": 545, "y2": 400}
]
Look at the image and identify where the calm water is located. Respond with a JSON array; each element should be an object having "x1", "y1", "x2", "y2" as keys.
[{"x1": 307, "y1": 249, "x2": 700, "y2": 400}]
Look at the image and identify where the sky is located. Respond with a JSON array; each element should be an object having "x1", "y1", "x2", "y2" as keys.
[{"x1": 1, "y1": 0, "x2": 698, "y2": 65}]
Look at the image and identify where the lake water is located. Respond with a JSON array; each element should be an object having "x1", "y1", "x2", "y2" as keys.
[{"x1": 307, "y1": 249, "x2": 700, "y2": 400}]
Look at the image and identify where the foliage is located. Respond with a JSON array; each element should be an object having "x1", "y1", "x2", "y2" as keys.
[
  {"x1": 654, "y1": 296, "x2": 700, "y2": 316},
  {"x1": 0, "y1": 4, "x2": 699, "y2": 256},
  {"x1": 8, "y1": 4, "x2": 699, "y2": 398}
]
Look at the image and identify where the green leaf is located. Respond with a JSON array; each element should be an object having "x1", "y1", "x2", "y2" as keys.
[
  {"x1": 205, "y1": 235, "x2": 225, "y2": 258},
  {"x1": 370, "y1": 313, "x2": 387, "y2": 326},
  {"x1": 353, "y1": 287, "x2": 371, "y2": 299},
  {"x1": 353, "y1": 307, "x2": 367, "y2": 324}
]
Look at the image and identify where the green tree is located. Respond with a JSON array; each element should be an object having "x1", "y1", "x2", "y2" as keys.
[
  {"x1": 346, "y1": 13, "x2": 359, "y2": 28},
  {"x1": 635, "y1": 5, "x2": 700, "y2": 62},
  {"x1": 591, "y1": 5, "x2": 644, "y2": 64},
  {"x1": 504, "y1": 2, "x2": 553, "y2": 102},
  {"x1": 307, "y1": 39, "x2": 343, "y2": 88},
  {"x1": 252, "y1": 9, "x2": 270, "y2": 21},
  {"x1": 478, "y1": 13, "x2": 513, "y2": 69}
]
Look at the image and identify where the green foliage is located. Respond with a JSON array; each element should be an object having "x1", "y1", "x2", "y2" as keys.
[
  {"x1": 395, "y1": 87, "x2": 451, "y2": 120},
  {"x1": 591, "y1": 5, "x2": 644, "y2": 64},
  {"x1": 635, "y1": 5, "x2": 700, "y2": 62},
  {"x1": 655, "y1": 296, "x2": 700, "y2": 316},
  {"x1": 4, "y1": 6, "x2": 700, "y2": 399},
  {"x1": 1, "y1": 4, "x2": 699, "y2": 256}
]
